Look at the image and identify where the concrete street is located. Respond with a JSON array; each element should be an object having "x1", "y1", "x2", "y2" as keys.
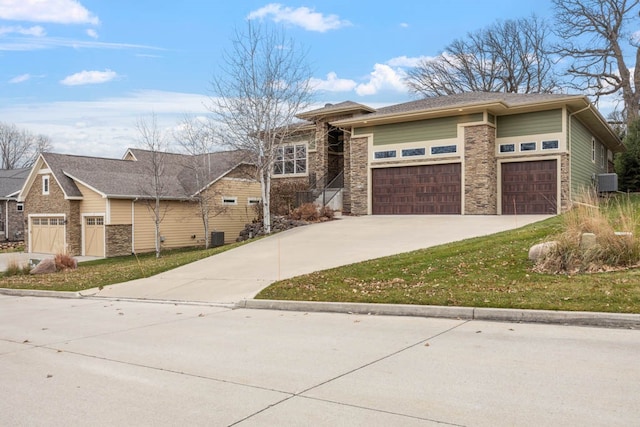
[{"x1": 1, "y1": 294, "x2": 639, "y2": 426}]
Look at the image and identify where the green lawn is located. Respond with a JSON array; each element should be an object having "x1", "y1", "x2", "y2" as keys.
[
  {"x1": 3, "y1": 200, "x2": 640, "y2": 314},
  {"x1": 257, "y1": 215, "x2": 640, "y2": 313},
  {"x1": 0, "y1": 243, "x2": 244, "y2": 292}
]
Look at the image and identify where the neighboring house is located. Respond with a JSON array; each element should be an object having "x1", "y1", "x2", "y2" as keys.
[
  {"x1": 18, "y1": 149, "x2": 260, "y2": 257},
  {"x1": 278, "y1": 92, "x2": 624, "y2": 216},
  {"x1": 0, "y1": 168, "x2": 29, "y2": 241}
]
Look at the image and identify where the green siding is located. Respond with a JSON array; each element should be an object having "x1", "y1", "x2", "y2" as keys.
[
  {"x1": 570, "y1": 117, "x2": 608, "y2": 195},
  {"x1": 357, "y1": 113, "x2": 483, "y2": 146},
  {"x1": 496, "y1": 109, "x2": 562, "y2": 138}
]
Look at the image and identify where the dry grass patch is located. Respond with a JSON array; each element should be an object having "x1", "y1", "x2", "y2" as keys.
[{"x1": 535, "y1": 191, "x2": 640, "y2": 273}]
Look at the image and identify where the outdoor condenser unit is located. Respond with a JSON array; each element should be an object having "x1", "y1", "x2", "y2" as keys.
[{"x1": 597, "y1": 173, "x2": 618, "y2": 192}]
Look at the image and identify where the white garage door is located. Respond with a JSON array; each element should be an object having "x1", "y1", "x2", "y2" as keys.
[{"x1": 84, "y1": 216, "x2": 105, "y2": 257}]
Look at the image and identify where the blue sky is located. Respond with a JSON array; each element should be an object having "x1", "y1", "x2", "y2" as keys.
[{"x1": 1, "y1": 0, "x2": 560, "y2": 158}]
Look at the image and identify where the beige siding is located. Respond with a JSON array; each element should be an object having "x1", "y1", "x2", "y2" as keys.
[
  {"x1": 133, "y1": 200, "x2": 201, "y2": 253},
  {"x1": 76, "y1": 182, "x2": 106, "y2": 214},
  {"x1": 131, "y1": 179, "x2": 261, "y2": 253},
  {"x1": 109, "y1": 199, "x2": 133, "y2": 225},
  {"x1": 208, "y1": 179, "x2": 261, "y2": 243}
]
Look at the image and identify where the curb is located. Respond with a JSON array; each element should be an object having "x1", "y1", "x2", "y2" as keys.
[
  {"x1": 0, "y1": 288, "x2": 82, "y2": 299},
  {"x1": 3, "y1": 288, "x2": 639, "y2": 329},
  {"x1": 238, "y1": 299, "x2": 640, "y2": 329}
]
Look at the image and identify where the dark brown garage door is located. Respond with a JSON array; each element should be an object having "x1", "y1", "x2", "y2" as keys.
[
  {"x1": 501, "y1": 160, "x2": 557, "y2": 214},
  {"x1": 372, "y1": 163, "x2": 461, "y2": 214}
]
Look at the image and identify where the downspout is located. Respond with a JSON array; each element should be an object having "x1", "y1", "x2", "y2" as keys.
[{"x1": 568, "y1": 104, "x2": 592, "y2": 208}]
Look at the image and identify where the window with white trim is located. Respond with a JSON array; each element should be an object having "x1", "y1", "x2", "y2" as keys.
[
  {"x1": 601, "y1": 144, "x2": 606, "y2": 169},
  {"x1": 42, "y1": 175, "x2": 50, "y2": 195},
  {"x1": 542, "y1": 140, "x2": 559, "y2": 150},
  {"x1": 402, "y1": 148, "x2": 426, "y2": 157},
  {"x1": 222, "y1": 196, "x2": 237, "y2": 205},
  {"x1": 592, "y1": 138, "x2": 596, "y2": 163},
  {"x1": 431, "y1": 145, "x2": 457, "y2": 155},
  {"x1": 520, "y1": 142, "x2": 536, "y2": 151},
  {"x1": 248, "y1": 197, "x2": 261, "y2": 206},
  {"x1": 16, "y1": 203, "x2": 23, "y2": 212},
  {"x1": 374, "y1": 150, "x2": 396, "y2": 159},
  {"x1": 274, "y1": 144, "x2": 307, "y2": 175},
  {"x1": 499, "y1": 143, "x2": 515, "y2": 153}
]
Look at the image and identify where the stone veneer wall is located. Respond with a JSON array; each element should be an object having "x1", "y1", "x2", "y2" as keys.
[
  {"x1": 349, "y1": 136, "x2": 369, "y2": 215},
  {"x1": 560, "y1": 153, "x2": 571, "y2": 213},
  {"x1": 24, "y1": 175, "x2": 81, "y2": 255},
  {"x1": 7, "y1": 200, "x2": 25, "y2": 240},
  {"x1": 342, "y1": 132, "x2": 352, "y2": 213},
  {"x1": 464, "y1": 124, "x2": 497, "y2": 214},
  {"x1": 106, "y1": 224, "x2": 132, "y2": 257}
]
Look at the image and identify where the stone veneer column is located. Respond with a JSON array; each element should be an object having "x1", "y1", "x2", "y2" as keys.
[
  {"x1": 314, "y1": 121, "x2": 329, "y2": 187},
  {"x1": 342, "y1": 132, "x2": 352, "y2": 213},
  {"x1": 106, "y1": 224, "x2": 133, "y2": 257},
  {"x1": 560, "y1": 153, "x2": 571, "y2": 213},
  {"x1": 349, "y1": 136, "x2": 369, "y2": 215},
  {"x1": 464, "y1": 124, "x2": 497, "y2": 214}
]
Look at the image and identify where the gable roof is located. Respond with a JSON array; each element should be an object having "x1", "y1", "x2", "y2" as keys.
[
  {"x1": 296, "y1": 101, "x2": 376, "y2": 120},
  {"x1": 329, "y1": 92, "x2": 624, "y2": 152},
  {"x1": 0, "y1": 168, "x2": 30, "y2": 199},
  {"x1": 21, "y1": 149, "x2": 254, "y2": 201}
]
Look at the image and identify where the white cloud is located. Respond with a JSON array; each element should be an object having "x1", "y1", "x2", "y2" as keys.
[
  {"x1": 86, "y1": 28, "x2": 98, "y2": 39},
  {"x1": 248, "y1": 3, "x2": 351, "y2": 32},
  {"x1": 0, "y1": 36, "x2": 162, "y2": 52},
  {"x1": 0, "y1": 90, "x2": 212, "y2": 158},
  {"x1": 60, "y1": 69, "x2": 118, "y2": 86},
  {"x1": 386, "y1": 55, "x2": 431, "y2": 68},
  {"x1": 0, "y1": 0, "x2": 99, "y2": 25},
  {"x1": 400, "y1": 23, "x2": 409, "y2": 28},
  {"x1": 355, "y1": 63, "x2": 408, "y2": 96},
  {"x1": 9, "y1": 73, "x2": 31, "y2": 83},
  {"x1": 0, "y1": 25, "x2": 46, "y2": 36},
  {"x1": 310, "y1": 72, "x2": 357, "y2": 92}
]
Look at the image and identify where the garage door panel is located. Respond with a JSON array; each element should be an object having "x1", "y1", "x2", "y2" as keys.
[
  {"x1": 31, "y1": 216, "x2": 65, "y2": 254},
  {"x1": 502, "y1": 160, "x2": 557, "y2": 215},
  {"x1": 372, "y1": 164, "x2": 461, "y2": 215}
]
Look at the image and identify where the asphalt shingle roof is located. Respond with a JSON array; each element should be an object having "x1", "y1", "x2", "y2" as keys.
[
  {"x1": 42, "y1": 149, "x2": 252, "y2": 199},
  {"x1": 0, "y1": 168, "x2": 30, "y2": 198},
  {"x1": 369, "y1": 92, "x2": 583, "y2": 118}
]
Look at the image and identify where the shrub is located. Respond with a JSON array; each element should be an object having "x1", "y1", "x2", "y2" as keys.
[
  {"x1": 535, "y1": 191, "x2": 640, "y2": 273},
  {"x1": 54, "y1": 253, "x2": 78, "y2": 271},
  {"x1": 289, "y1": 203, "x2": 320, "y2": 221}
]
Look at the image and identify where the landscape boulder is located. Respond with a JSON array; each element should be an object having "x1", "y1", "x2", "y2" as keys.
[
  {"x1": 528, "y1": 241, "x2": 558, "y2": 262},
  {"x1": 30, "y1": 258, "x2": 57, "y2": 275}
]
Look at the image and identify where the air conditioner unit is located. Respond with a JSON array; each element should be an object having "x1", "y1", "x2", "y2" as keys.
[{"x1": 597, "y1": 173, "x2": 618, "y2": 192}]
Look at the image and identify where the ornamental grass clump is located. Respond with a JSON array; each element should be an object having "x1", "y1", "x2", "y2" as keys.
[{"x1": 535, "y1": 190, "x2": 640, "y2": 273}]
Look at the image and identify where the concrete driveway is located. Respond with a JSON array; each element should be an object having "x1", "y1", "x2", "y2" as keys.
[{"x1": 90, "y1": 215, "x2": 550, "y2": 304}]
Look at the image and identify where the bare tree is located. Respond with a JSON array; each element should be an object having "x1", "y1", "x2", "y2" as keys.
[
  {"x1": 209, "y1": 21, "x2": 313, "y2": 234},
  {"x1": 406, "y1": 16, "x2": 558, "y2": 97},
  {"x1": 174, "y1": 116, "x2": 228, "y2": 248},
  {"x1": 0, "y1": 122, "x2": 52, "y2": 169},
  {"x1": 553, "y1": 0, "x2": 640, "y2": 125},
  {"x1": 135, "y1": 114, "x2": 169, "y2": 258}
]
